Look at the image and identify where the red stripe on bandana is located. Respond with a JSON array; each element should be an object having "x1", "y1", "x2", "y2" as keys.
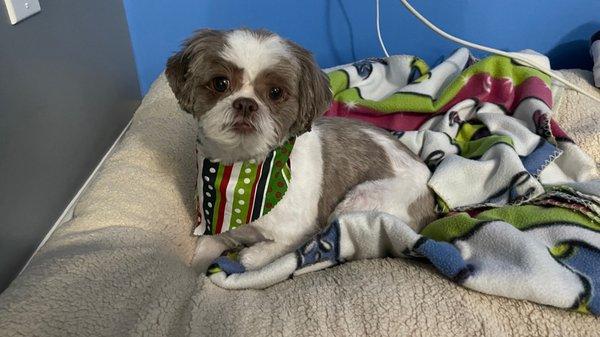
[{"x1": 215, "y1": 165, "x2": 233, "y2": 234}]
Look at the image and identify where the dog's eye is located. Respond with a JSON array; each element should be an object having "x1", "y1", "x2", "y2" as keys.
[
  {"x1": 211, "y1": 77, "x2": 230, "y2": 92},
  {"x1": 268, "y1": 87, "x2": 283, "y2": 101}
]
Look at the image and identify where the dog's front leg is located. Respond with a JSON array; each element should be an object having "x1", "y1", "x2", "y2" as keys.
[
  {"x1": 235, "y1": 206, "x2": 319, "y2": 270},
  {"x1": 192, "y1": 224, "x2": 269, "y2": 273},
  {"x1": 193, "y1": 183, "x2": 321, "y2": 272},
  {"x1": 193, "y1": 204, "x2": 318, "y2": 272}
]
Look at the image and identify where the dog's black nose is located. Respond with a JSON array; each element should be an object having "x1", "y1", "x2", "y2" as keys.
[{"x1": 232, "y1": 97, "x2": 258, "y2": 116}]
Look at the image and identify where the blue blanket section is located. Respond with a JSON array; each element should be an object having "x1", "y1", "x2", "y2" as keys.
[
  {"x1": 520, "y1": 139, "x2": 561, "y2": 177},
  {"x1": 412, "y1": 238, "x2": 471, "y2": 282},
  {"x1": 210, "y1": 256, "x2": 246, "y2": 275},
  {"x1": 296, "y1": 221, "x2": 341, "y2": 269},
  {"x1": 555, "y1": 241, "x2": 600, "y2": 315}
]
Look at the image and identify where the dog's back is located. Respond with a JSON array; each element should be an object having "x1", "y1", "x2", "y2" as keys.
[{"x1": 312, "y1": 116, "x2": 435, "y2": 229}]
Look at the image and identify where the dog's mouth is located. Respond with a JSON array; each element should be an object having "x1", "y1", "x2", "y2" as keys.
[{"x1": 231, "y1": 120, "x2": 257, "y2": 134}]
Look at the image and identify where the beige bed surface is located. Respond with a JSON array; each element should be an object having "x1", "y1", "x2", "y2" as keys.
[{"x1": 1, "y1": 71, "x2": 599, "y2": 337}]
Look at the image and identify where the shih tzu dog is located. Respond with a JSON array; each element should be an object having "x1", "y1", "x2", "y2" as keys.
[{"x1": 165, "y1": 29, "x2": 435, "y2": 273}]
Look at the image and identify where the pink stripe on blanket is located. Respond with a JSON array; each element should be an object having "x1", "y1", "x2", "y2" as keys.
[
  {"x1": 325, "y1": 102, "x2": 430, "y2": 131},
  {"x1": 325, "y1": 74, "x2": 553, "y2": 132},
  {"x1": 512, "y1": 76, "x2": 553, "y2": 109},
  {"x1": 550, "y1": 118, "x2": 573, "y2": 141},
  {"x1": 439, "y1": 74, "x2": 553, "y2": 112}
]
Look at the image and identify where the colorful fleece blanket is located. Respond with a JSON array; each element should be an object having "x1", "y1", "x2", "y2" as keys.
[{"x1": 208, "y1": 48, "x2": 600, "y2": 315}]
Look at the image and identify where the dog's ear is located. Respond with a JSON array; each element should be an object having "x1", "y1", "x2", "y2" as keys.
[
  {"x1": 166, "y1": 29, "x2": 226, "y2": 113},
  {"x1": 286, "y1": 40, "x2": 332, "y2": 136},
  {"x1": 165, "y1": 50, "x2": 194, "y2": 112}
]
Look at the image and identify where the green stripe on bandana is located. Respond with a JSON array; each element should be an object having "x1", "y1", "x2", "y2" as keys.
[
  {"x1": 263, "y1": 140, "x2": 294, "y2": 215},
  {"x1": 229, "y1": 161, "x2": 257, "y2": 230}
]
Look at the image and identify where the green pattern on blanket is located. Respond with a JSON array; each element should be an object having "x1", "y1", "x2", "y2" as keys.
[
  {"x1": 421, "y1": 205, "x2": 599, "y2": 243},
  {"x1": 327, "y1": 53, "x2": 551, "y2": 113}
]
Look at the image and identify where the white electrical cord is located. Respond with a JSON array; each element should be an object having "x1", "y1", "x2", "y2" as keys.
[
  {"x1": 376, "y1": 0, "x2": 390, "y2": 58},
  {"x1": 375, "y1": 0, "x2": 600, "y2": 104}
]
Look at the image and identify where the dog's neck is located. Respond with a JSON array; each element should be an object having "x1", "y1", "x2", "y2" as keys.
[{"x1": 197, "y1": 131, "x2": 292, "y2": 165}]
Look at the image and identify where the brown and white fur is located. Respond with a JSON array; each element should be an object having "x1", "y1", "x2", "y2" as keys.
[{"x1": 165, "y1": 29, "x2": 436, "y2": 272}]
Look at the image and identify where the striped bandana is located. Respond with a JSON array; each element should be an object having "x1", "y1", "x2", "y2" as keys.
[{"x1": 196, "y1": 138, "x2": 295, "y2": 235}]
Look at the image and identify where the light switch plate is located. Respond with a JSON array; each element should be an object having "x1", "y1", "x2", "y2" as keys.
[{"x1": 3, "y1": 0, "x2": 41, "y2": 25}]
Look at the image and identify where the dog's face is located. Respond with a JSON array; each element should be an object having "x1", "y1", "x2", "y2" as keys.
[{"x1": 165, "y1": 29, "x2": 332, "y2": 162}]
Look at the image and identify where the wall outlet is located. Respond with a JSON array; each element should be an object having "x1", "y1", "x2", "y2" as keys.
[{"x1": 3, "y1": 0, "x2": 41, "y2": 25}]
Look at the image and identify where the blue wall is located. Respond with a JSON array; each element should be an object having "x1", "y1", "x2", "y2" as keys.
[{"x1": 123, "y1": 0, "x2": 600, "y2": 94}]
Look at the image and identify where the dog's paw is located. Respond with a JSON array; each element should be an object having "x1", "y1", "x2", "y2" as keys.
[
  {"x1": 239, "y1": 241, "x2": 287, "y2": 270},
  {"x1": 192, "y1": 236, "x2": 228, "y2": 274}
]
